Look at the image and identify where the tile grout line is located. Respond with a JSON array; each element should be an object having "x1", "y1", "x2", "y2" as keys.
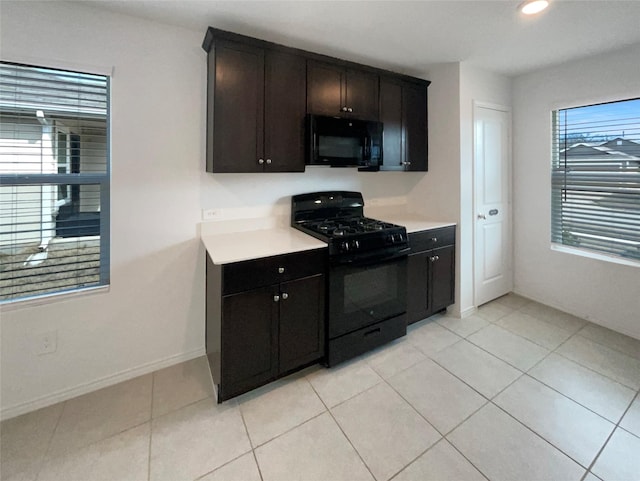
[
  {"x1": 525, "y1": 330, "x2": 637, "y2": 425},
  {"x1": 574, "y1": 325, "x2": 640, "y2": 362},
  {"x1": 33, "y1": 398, "x2": 67, "y2": 481},
  {"x1": 579, "y1": 390, "x2": 640, "y2": 481},
  {"x1": 486, "y1": 397, "x2": 594, "y2": 473},
  {"x1": 379, "y1": 374, "x2": 492, "y2": 481},
  {"x1": 551, "y1": 326, "x2": 640, "y2": 391},
  {"x1": 237, "y1": 399, "x2": 266, "y2": 481},
  {"x1": 411, "y1": 316, "x2": 609, "y2": 472},
  {"x1": 147, "y1": 372, "x2": 155, "y2": 481},
  {"x1": 304, "y1": 376, "x2": 379, "y2": 481}
]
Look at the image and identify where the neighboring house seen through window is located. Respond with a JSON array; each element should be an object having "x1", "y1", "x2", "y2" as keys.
[
  {"x1": 0, "y1": 62, "x2": 110, "y2": 302},
  {"x1": 551, "y1": 98, "x2": 640, "y2": 262}
]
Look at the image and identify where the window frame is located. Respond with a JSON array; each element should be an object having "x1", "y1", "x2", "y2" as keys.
[
  {"x1": 0, "y1": 61, "x2": 111, "y2": 304},
  {"x1": 550, "y1": 97, "x2": 640, "y2": 265}
]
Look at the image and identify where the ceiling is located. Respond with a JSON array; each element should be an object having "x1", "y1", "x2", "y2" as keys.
[{"x1": 86, "y1": 0, "x2": 640, "y2": 77}]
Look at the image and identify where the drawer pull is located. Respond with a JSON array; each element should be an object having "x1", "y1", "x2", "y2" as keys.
[
  {"x1": 281, "y1": 292, "x2": 289, "y2": 300},
  {"x1": 364, "y1": 327, "x2": 381, "y2": 337},
  {"x1": 278, "y1": 267, "x2": 285, "y2": 274},
  {"x1": 273, "y1": 294, "x2": 280, "y2": 302}
]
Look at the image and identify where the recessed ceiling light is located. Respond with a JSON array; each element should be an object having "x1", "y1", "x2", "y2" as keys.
[{"x1": 519, "y1": 0, "x2": 549, "y2": 15}]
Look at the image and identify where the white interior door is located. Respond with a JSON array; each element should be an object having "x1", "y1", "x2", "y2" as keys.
[{"x1": 474, "y1": 104, "x2": 512, "y2": 306}]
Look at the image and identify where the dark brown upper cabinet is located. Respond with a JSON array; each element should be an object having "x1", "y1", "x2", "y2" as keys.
[
  {"x1": 202, "y1": 27, "x2": 430, "y2": 174},
  {"x1": 206, "y1": 39, "x2": 306, "y2": 173},
  {"x1": 379, "y1": 77, "x2": 428, "y2": 171},
  {"x1": 307, "y1": 61, "x2": 379, "y2": 120}
]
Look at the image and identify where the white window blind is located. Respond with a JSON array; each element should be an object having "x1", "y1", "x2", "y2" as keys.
[
  {"x1": 551, "y1": 98, "x2": 640, "y2": 261},
  {"x1": 0, "y1": 62, "x2": 110, "y2": 302}
]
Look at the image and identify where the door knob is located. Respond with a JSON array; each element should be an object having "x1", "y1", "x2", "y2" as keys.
[
  {"x1": 281, "y1": 292, "x2": 288, "y2": 300},
  {"x1": 266, "y1": 158, "x2": 272, "y2": 164},
  {"x1": 347, "y1": 107, "x2": 353, "y2": 113},
  {"x1": 478, "y1": 213, "x2": 486, "y2": 220},
  {"x1": 278, "y1": 267, "x2": 285, "y2": 274},
  {"x1": 341, "y1": 106, "x2": 348, "y2": 112},
  {"x1": 258, "y1": 158, "x2": 264, "y2": 165},
  {"x1": 273, "y1": 295, "x2": 280, "y2": 302}
]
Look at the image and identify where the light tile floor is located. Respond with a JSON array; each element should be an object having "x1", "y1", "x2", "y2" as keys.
[{"x1": 2, "y1": 293, "x2": 640, "y2": 481}]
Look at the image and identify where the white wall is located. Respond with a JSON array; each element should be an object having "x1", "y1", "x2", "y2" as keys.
[
  {"x1": 0, "y1": 1, "x2": 429, "y2": 418},
  {"x1": 459, "y1": 63, "x2": 512, "y2": 315},
  {"x1": 512, "y1": 43, "x2": 640, "y2": 340},
  {"x1": 408, "y1": 63, "x2": 462, "y2": 312},
  {"x1": 408, "y1": 63, "x2": 512, "y2": 317}
]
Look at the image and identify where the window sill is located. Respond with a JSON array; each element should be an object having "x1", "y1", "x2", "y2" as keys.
[
  {"x1": 550, "y1": 244, "x2": 640, "y2": 269},
  {"x1": 0, "y1": 285, "x2": 110, "y2": 312}
]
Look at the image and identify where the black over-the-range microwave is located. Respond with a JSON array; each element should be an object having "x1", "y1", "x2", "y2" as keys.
[{"x1": 306, "y1": 114, "x2": 383, "y2": 169}]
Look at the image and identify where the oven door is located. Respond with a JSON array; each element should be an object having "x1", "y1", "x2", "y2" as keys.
[{"x1": 328, "y1": 254, "x2": 407, "y2": 339}]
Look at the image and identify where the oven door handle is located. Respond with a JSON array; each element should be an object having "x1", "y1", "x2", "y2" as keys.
[{"x1": 333, "y1": 247, "x2": 410, "y2": 267}]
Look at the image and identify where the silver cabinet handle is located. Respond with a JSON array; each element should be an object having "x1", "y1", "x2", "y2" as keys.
[
  {"x1": 341, "y1": 106, "x2": 348, "y2": 112},
  {"x1": 435, "y1": 255, "x2": 440, "y2": 261},
  {"x1": 402, "y1": 161, "x2": 412, "y2": 166},
  {"x1": 347, "y1": 107, "x2": 353, "y2": 113},
  {"x1": 258, "y1": 158, "x2": 264, "y2": 165},
  {"x1": 431, "y1": 237, "x2": 437, "y2": 242},
  {"x1": 430, "y1": 255, "x2": 440, "y2": 262},
  {"x1": 278, "y1": 267, "x2": 285, "y2": 274},
  {"x1": 273, "y1": 295, "x2": 280, "y2": 302},
  {"x1": 281, "y1": 292, "x2": 288, "y2": 300},
  {"x1": 266, "y1": 158, "x2": 272, "y2": 164}
]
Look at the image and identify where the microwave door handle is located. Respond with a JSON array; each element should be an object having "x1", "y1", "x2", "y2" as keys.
[{"x1": 364, "y1": 135, "x2": 370, "y2": 161}]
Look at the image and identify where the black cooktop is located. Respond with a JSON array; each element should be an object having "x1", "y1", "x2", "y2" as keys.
[
  {"x1": 291, "y1": 191, "x2": 409, "y2": 258},
  {"x1": 303, "y1": 217, "x2": 400, "y2": 238}
]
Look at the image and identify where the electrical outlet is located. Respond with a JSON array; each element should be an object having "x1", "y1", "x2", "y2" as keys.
[
  {"x1": 35, "y1": 330, "x2": 57, "y2": 355},
  {"x1": 202, "y1": 208, "x2": 222, "y2": 221}
]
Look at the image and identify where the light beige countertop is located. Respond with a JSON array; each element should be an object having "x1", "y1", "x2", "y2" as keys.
[
  {"x1": 365, "y1": 207, "x2": 456, "y2": 234},
  {"x1": 201, "y1": 226, "x2": 326, "y2": 265},
  {"x1": 200, "y1": 206, "x2": 455, "y2": 265}
]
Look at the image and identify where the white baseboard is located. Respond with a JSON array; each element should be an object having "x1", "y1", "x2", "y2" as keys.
[
  {"x1": 1, "y1": 348, "x2": 206, "y2": 421},
  {"x1": 460, "y1": 305, "x2": 478, "y2": 318},
  {"x1": 446, "y1": 305, "x2": 478, "y2": 319}
]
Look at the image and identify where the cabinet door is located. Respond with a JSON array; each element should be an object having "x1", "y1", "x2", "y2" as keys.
[
  {"x1": 278, "y1": 274, "x2": 325, "y2": 373},
  {"x1": 403, "y1": 83, "x2": 428, "y2": 171},
  {"x1": 407, "y1": 252, "x2": 430, "y2": 325},
  {"x1": 345, "y1": 69, "x2": 379, "y2": 120},
  {"x1": 307, "y1": 61, "x2": 343, "y2": 116},
  {"x1": 211, "y1": 41, "x2": 265, "y2": 173},
  {"x1": 220, "y1": 286, "x2": 278, "y2": 400},
  {"x1": 429, "y1": 245, "x2": 455, "y2": 313},
  {"x1": 264, "y1": 51, "x2": 306, "y2": 172},
  {"x1": 379, "y1": 78, "x2": 403, "y2": 170}
]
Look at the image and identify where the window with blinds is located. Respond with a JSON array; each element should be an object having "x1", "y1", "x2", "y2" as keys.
[
  {"x1": 552, "y1": 98, "x2": 640, "y2": 262},
  {"x1": 0, "y1": 62, "x2": 110, "y2": 302}
]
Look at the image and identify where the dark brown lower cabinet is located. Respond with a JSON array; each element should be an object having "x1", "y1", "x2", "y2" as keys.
[
  {"x1": 407, "y1": 226, "x2": 456, "y2": 325},
  {"x1": 206, "y1": 249, "x2": 325, "y2": 402},
  {"x1": 279, "y1": 275, "x2": 325, "y2": 373},
  {"x1": 221, "y1": 286, "x2": 278, "y2": 399}
]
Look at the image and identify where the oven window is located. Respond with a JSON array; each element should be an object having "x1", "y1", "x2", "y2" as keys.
[
  {"x1": 343, "y1": 264, "x2": 398, "y2": 313},
  {"x1": 319, "y1": 135, "x2": 362, "y2": 160}
]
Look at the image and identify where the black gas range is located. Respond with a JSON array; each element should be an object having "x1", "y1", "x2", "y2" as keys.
[{"x1": 291, "y1": 191, "x2": 408, "y2": 366}]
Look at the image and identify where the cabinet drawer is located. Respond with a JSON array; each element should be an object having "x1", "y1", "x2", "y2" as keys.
[
  {"x1": 223, "y1": 248, "x2": 326, "y2": 294},
  {"x1": 327, "y1": 315, "x2": 406, "y2": 367},
  {"x1": 408, "y1": 226, "x2": 456, "y2": 253}
]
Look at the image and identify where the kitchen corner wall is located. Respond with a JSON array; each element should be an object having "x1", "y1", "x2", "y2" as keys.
[
  {"x1": 0, "y1": 1, "x2": 427, "y2": 418},
  {"x1": 409, "y1": 62, "x2": 512, "y2": 318},
  {"x1": 513, "y1": 43, "x2": 640, "y2": 340}
]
